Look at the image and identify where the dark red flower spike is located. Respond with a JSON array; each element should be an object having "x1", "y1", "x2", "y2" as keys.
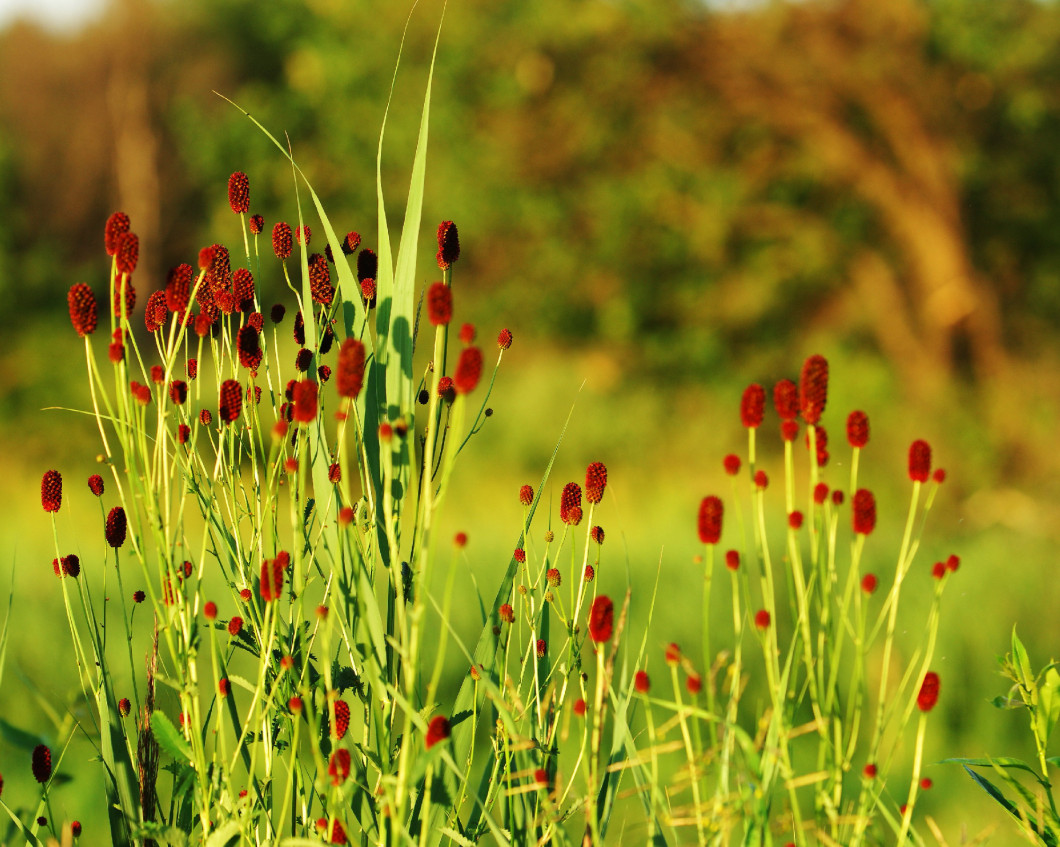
[
  {"x1": 588, "y1": 595, "x2": 614, "y2": 643},
  {"x1": 437, "y1": 377, "x2": 456, "y2": 404},
  {"x1": 233, "y1": 268, "x2": 255, "y2": 310},
  {"x1": 459, "y1": 323, "x2": 476, "y2": 344},
  {"x1": 336, "y1": 339, "x2": 366, "y2": 399},
  {"x1": 292, "y1": 380, "x2": 319, "y2": 423},
  {"x1": 560, "y1": 482, "x2": 583, "y2": 526},
  {"x1": 436, "y1": 220, "x2": 460, "y2": 270},
  {"x1": 360, "y1": 278, "x2": 376, "y2": 306},
  {"x1": 723, "y1": 454, "x2": 741, "y2": 476},
  {"x1": 861, "y1": 574, "x2": 878, "y2": 594},
  {"x1": 218, "y1": 380, "x2": 243, "y2": 424},
  {"x1": 68, "y1": 283, "x2": 98, "y2": 337},
  {"x1": 308, "y1": 253, "x2": 334, "y2": 305},
  {"x1": 272, "y1": 222, "x2": 293, "y2": 260},
  {"x1": 519, "y1": 485, "x2": 533, "y2": 505},
  {"x1": 908, "y1": 440, "x2": 932, "y2": 483},
  {"x1": 698, "y1": 496, "x2": 723, "y2": 545},
  {"x1": 144, "y1": 291, "x2": 168, "y2": 332},
  {"x1": 498, "y1": 328, "x2": 513, "y2": 349},
  {"x1": 773, "y1": 379, "x2": 798, "y2": 421},
  {"x1": 165, "y1": 264, "x2": 193, "y2": 313},
  {"x1": 249, "y1": 214, "x2": 264, "y2": 234},
  {"x1": 343, "y1": 231, "x2": 361, "y2": 255},
  {"x1": 293, "y1": 311, "x2": 305, "y2": 345},
  {"x1": 741, "y1": 384, "x2": 765, "y2": 428},
  {"x1": 328, "y1": 749, "x2": 351, "y2": 785},
  {"x1": 917, "y1": 672, "x2": 940, "y2": 712},
  {"x1": 106, "y1": 506, "x2": 127, "y2": 548},
  {"x1": 585, "y1": 462, "x2": 607, "y2": 504},
  {"x1": 41, "y1": 470, "x2": 62, "y2": 513},
  {"x1": 104, "y1": 212, "x2": 130, "y2": 256},
  {"x1": 427, "y1": 282, "x2": 452, "y2": 326},
  {"x1": 227, "y1": 172, "x2": 250, "y2": 214},
  {"x1": 237, "y1": 325, "x2": 263, "y2": 372},
  {"x1": 112, "y1": 279, "x2": 136, "y2": 321},
  {"x1": 333, "y1": 699, "x2": 350, "y2": 740},
  {"x1": 88, "y1": 474, "x2": 104, "y2": 496},
  {"x1": 454, "y1": 347, "x2": 483, "y2": 394},
  {"x1": 115, "y1": 231, "x2": 139, "y2": 276},
  {"x1": 425, "y1": 715, "x2": 451, "y2": 749},
  {"x1": 847, "y1": 411, "x2": 870, "y2": 448},
  {"x1": 799, "y1": 355, "x2": 829, "y2": 425},
  {"x1": 635, "y1": 671, "x2": 650, "y2": 694},
  {"x1": 260, "y1": 557, "x2": 284, "y2": 602},
  {"x1": 357, "y1": 248, "x2": 377, "y2": 282},
  {"x1": 32, "y1": 744, "x2": 51, "y2": 783},
  {"x1": 852, "y1": 489, "x2": 876, "y2": 535}
]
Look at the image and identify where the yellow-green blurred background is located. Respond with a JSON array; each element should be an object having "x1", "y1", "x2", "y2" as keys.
[{"x1": 3, "y1": 0, "x2": 1060, "y2": 840}]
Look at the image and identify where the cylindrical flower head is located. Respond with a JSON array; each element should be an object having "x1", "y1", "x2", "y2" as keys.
[
  {"x1": 227, "y1": 171, "x2": 250, "y2": 214},
  {"x1": 260, "y1": 557, "x2": 284, "y2": 602},
  {"x1": 585, "y1": 462, "x2": 607, "y2": 504},
  {"x1": 908, "y1": 439, "x2": 932, "y2": 483},
  {"x1": 426, "y1": 282, "x2": 452, "y2": 326},
  {"x1": 773, "y1": 378, "x2": 799, "y2": 420},
  {"x1": 499, "y1": 603, "x2": 514, "y2": 623},
  {"x1": 799, "y1": 355, "x2": 828, "y2": 425},
  {"x1": 698, "y1": 495, "x2": 723, "y2": 545},
  {"x1": 454, "y1": 347, "x2": 483, "y2": 394},
  {"x1": 105, "y1": 506, "x2": 127, "y2": 548},
  {"x1": 560, "y1": 482, "x2": 583, "y2": 525},
  {"x1": 104, "y1": 212, "x2": 130, "y2": 256},
  {"x1": 41, "y1": 470, "x2": 62, "y2": 512},
  {"x1": 425, "y1": 715, "x2": 451, "y2": 749},
  {"x1": 165, "y1": 263, "x2": 193, "y2": 313},
  {"x1": 169, "y1": 380, "x2": 188, "y2": 406},
  {"x1": 249, "y1": 214, "x2": 264, "y2": 235},
  {"x1": 237, "y1": 325, "x2": 263, "y2": 372},
  {"x1": 112, "y1": 279, "x2": 136, "y2": 320},
  {"x1": 292, "y1": 380, "x2": 319, "y2": 423},
  {"x1": 847, "y1": 410, "x2": 870, "y2": 448},
  {"x1": 272, "y1": 222, "x2": 293, "y2": 260},
  {"x1": 519, "y1": 484, "x2": 534, "y2": 506},
  {"x1": 308, "y1": 253, "x2": 334, "y2": 305},
  {"x1": 361, "y1": 278, "x2": 377, "y2": 306},
  {"x1": 32, "y1": 744, "x2": 51, "y2": 783},
  {"x1": 296, "y1": 224, "x2": 311, "y2": 247},
  {"x1": 634, "y1": 670, "x2": 650, "y2": 694},
  {"x1": 458, "y1": 322, "x2": 476, "y2": 344},
  {"x1": 68, "y1": 283, "x2": 98, "y2": 336},
  {"x1": 333, "y1": 699, "x2": 350, "y2": 740},
  {"x1": 88, "y1": 474, "x2": 104, "y2": 496},
  {"x1": 861, "y1": 574, "x2": 878, "y2": 594},
  {"x1": 852, "y1": 489, "x2": 876, "y2": 535},
  {"x1": 591, "y1": 525, "x2": 605, "y2": 544},
  {"x1": 917, "y1": 671, "x2": 940, "y2": 712},
  {"x1": 357, "y1": 248, "x2": 378, "y2": 282},
  {"x1": 336, "y1": 339, "x2": 366, "y2": 399},
  {"x1": 115, "y1": 231, "x2": 139, "y2": 275},
  {"x1": 144, "y1": 291, "x2": 168, "y2": 333},
  {"x1": 436, "y1": 220, "x2": 460, "y2": 269},
  {"x1": 497, "y1": 328, "x2": 513, "y2": 349},
  {"x1": 741, "y1": 384, "x2": 765, "y2": 428},
  {"x1": 588, "y1": 595, "x2": 614, "y2": 643},
  {"x1": 328, "y1": 749, "x2": 351, "y2": 785},
  {"x1": 233, "y1": 268, "x2": 255, "y2": 309},
  {"x1": 754, "y1": 609, "x2": 771, "y2": 630},
  {"x1": 546, "y1": 568, "x2": 561, "y2": 587},
  {"x1": 219, "y1": 379, "x2": 243, "y2": 424},
  {"x1": 723, "y1": 454, "x2": 741, "y2": 476},
  {"x1": 343, "y1": 231, "x2": 361, "y2": 255},
  {"x1": 293, "y1": 311, "x2": 305, "y2": 345}
]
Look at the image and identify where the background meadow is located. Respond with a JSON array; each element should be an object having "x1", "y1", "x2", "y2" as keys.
[{"x1": 2, "y1": 0, "x2": 1060, "y2": 841}]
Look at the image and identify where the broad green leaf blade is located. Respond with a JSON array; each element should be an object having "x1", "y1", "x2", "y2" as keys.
[
  {"x1": 151, "y1": 711, "x2": 193, "y2": 764},
  {"x1": 204, "y1": 821, "x2": 242, "y2": 847}
]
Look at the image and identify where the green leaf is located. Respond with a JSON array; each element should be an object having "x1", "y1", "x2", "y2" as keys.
[
  {"x1": 204, "y1": 821, "x2": 242, "y2": 847},
  {"x1": 1013, "y1": 626, "x2": 1034, "y2": 693},
  {"x1": 0, "y1": 717, "x2": 47, "y2": 752},
  {"x1": 992, "y1": 694, "x2": 1026, "y2": 710},
  {"x1": 151, "y1": 711, "x2": 193, "y2": 764},
  {"x1": 1041, "y1": 667, "x2": 1060, "y2": 743}
]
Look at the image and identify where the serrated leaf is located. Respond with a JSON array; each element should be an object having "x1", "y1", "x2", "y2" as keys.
[
  {"x1": 151, "y1": 712, "x2": 193, "y2": 764},
  {"x1": 438, "y1": 828, "x2": 476, "y2": 847}
]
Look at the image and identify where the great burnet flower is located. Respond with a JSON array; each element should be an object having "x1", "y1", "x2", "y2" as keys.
[
  {"x1": 585, "y1": 462, "x2": 607, "y2": 504},
  {"x1": 219, "y1": 379, "x2": 243, "y2": 424},
  {"x1": 426, "y1": 282, "x2": 452, "y2": 326},
  {"x1": 106, "y1": 507, "x2": 127, "y2": 548},
  {"x1": 227, "y1": 171, "x2": 250, "y2": 214},
  {"x1": 41, "y1": 470, "x2": 62, "y2": 513},
  {"x1": 453, "y1": 347, "x2": 483, "y2": 394},
  {"x1": 425, "y1": 715, "x2": 451, "y2": 749},
  {"x1": 799, "y1": 355, "x2": 828, "y2": 425},
  {"x1": 436, "y1": 220, "x2": 460, "y2": 270},
  {"x1": 588, "y1": 595, "x2": 614, "y2": 643},
  {"x1": 67, "y1": 283, "x2": 98, "y2": 337},
  {"x1": 336, "y1": 339, "x2": 366, "y2": 399},
  {"x1": 698, "y1": 495, "x2": 722, "y2": 545},
  {"x1": 741, "y1": 384, "x2": 765, "y2": 428}
]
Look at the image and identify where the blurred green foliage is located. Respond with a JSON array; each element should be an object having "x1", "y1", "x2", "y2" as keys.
[{"x1": 3, "y1": 0, "x2": 1060, "y2": 840}]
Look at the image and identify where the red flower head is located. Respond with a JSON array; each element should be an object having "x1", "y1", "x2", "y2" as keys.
[
  {"x1": 698, "y1": 496, "x2": 723, "y2": 545},
  {"x1": 336, "y1": 339, "x2": 366, "y2": 399},
  {"x1": 328, "y1": 463, "x2": 341, "y2": 483},
  {"x1": 193, "y1": 312, "x2": 213, "y2": 339},
  {"x1": 809, "y1": 425, "x2": 829, "y2": 468},
  {"x1": 296, "y1": 224, "x2": 311, "y2": 247},
  {"x1": 864, "y1": 763, "x2": 878, "y2": 779},
  {"x1": 585, "y1": 461, "x2": 608, "y2": 504},
  {"x1": 260, "y1": 557, "x2": 284, "y2": 602},
  {"x1": 219, "y1": 379, "x2": 243, "y2": 424},
  {"x1": 106, "y1": 506, "x2": 127, "y2": 548},
  {"x1": 536, "y1": 639, "x2": 547, "y2": 658},
  {"x1": 908, "y1": 439, "x2": 932, "y2": 483},
  {"x1": 560, "y1": 482, "x2": 583, "y2": 526},
  {"x1": 133, "y1": 590, "x2": 145, "y2": 603},
  {"x1": 788, "y1": 511, "x2": 803, "y2": 530},
  {"x1": 686, "y1": 673, "x2": 702, "y2": 695},
  {"x1": 773, "y1": 378, "x2": 798, "y2": 421},
  {"x1": 294, "y1": 347, "x2": 313, "y2": 373},
  {"x1": 360, "y1": 278, "x2": 377, "y2": 306},
  {"x1": 584, "y1": 564, "x2": 596, "y2": 582},
  {"x1": 780, "y1": 420, "x2": 800, "y2": 442},
  {"x1": 41, "y1": 470, "x2": 62, "y2": 513},
  {"x1": 546, "y1": 568, "x2": 561, "y2": 587},
  {"x1": 203, "y1": 601, "x2": 217, "y2": 620},
  {"x1": 272, "y1": 222, "x2": 293, "y2": 260},
  {"x1": 32, "y1": 744, "x2": 51, "y2": 783},
  {"x1": 459, "y1": 323, "x2": 476, "y2": 344},
  {"x1": 112, "y1": 278, "x2": 136, "y2": 321},
  {"x1": 436, "y1": 220, "x2": 460, "y2": 269},
  {"x1": 425, "y1": 715, "x2": 451, "y2": 749},
  {"x1": 588, "y1": 595, "x2": 614, "y2": 643},
  {"x1": 144, "y1": 293, "x2": 169, "y2": 333},
  {"x1": 917, "y1": 671, "x2": 940, "y2": 712},
  {"x1": 333, "y1": 699, "x2": 350, "y2": 740},
  {"x1": 237, "y1": 326, "x2": 263, "y2": 372},
  {"x1": 519, "y1": 484, "x2": 534, "y2": 506},
  {"x1": 573, "y1": 698, "x2": 586, "y2": 716},
  {"x1": 813, "y1": 483, "x2": 829, "y2": 505},
  {"x1": 754, "y1": 470, "x2": 769, "y2": 490},
  {"x1": 186, "y1": 359, "x2": 198, "y2": 380},
  {"x1": 741, "y1": 384, "x2": 765, "y2": 428},
  {"x1": 228, "y1": 616, "x2": 243, "y2": 635},
  {"x1": 308, "y1": 253, "x2": 334, "y2": 305},
  {"x1": 68, "y1": 283, "x2": 98, "y2": 337},
  {"x1": 249, "y1": 214, "x2": 264, "y2": 234},
  {"x1": 514, "y1": 547, "x2": 526, "y2": 563},
  {"x1": 233, "y1": 268, "x2": 255, "y2": 310},
  {"x1": 665, "y1": 643, "x2": 681, "y2": 666},
  {"x1": 591, "y1": 525, "x2": 605, "y2": 544},
  {"x1": 946, "y1": 554, "x2": 960, "y2": 572},
  {"x1": 104, "y1": 212, "x2": 130, "y2": 256},
  {"x1": 861, "y1": 574, "x2": 878, "y2": 594},
  {"x1": 498, "y1": 328, "x2": 513, "y2": 349},
  {"x1": 933, "y1": 468, "x2": 947, "y2": 484},
  {"x1": 342, "y1": 231, "x2": 361, "y2": 255},
  {"x1": 799, "y1": 355, "x2": 828, "y2": 425},
  {"x1": 227, "y1": 172, "x2": 250, "y2": 214},
  {"x1": 165, "y1": 263, "x2": 193, "y2": 313},
  {"x1": 932, "y1": 561, "x2": 946, "y2": 579},
  {"x1": 754, "y1": 609, "x2": 771, "y2": 630},
  {"x1": 437, "y1": 376, "x2": 456, "y2": 404},
  {"x1": 426, "y1": 282, "x2": 452, "y2": 326},
  {"x1": 634, "y1": 670, "x2": 650, "y2": 694},
  {"x1": 852, "y1": 489, "x2": 876, "y2": 535},
  {"x1": 292, "y1": 380, "x2": 319, "y2": 423},
  {"x1": 499, "y1": 603, "x2": 514, "y2": 623},
  {"x1": 169, "y1": 380, "x2": 188, "y2": 406},
  {"x1": 115, "y1": 231, "x2": 139, "y2": 276},
  {"x1": 725, "y1": 550, "x2": 740, "y2": 571},
  {"x1": 453, "y1": 531, "x2": 467, "y2": 549},
  {"x1": 328, "y1": 749, "x2": 351, "y2": 785},
  {"x1": 118, "y1": 698, "x2": 131, "y2": 718},
  {"x1": 200, "y1": 409, "x2": 213, "y2": 427},
  {"x1": 88, "y1": 474, "x2": 104, "y2": 496},
  {"x1": 218, "y1": 678, "x2": 230, "y2": 697},
  {"x1": 357, "y1": 248, "x2": 378, "y2": 282},
  {"x1": 723, "y1": 454, "x2": 741, "y2": 476},
  {"x1": 454, "y1": 347, "x2": 483, "y2": 394},
  {"x1": 847, "y1": 410, "x2": 870, "y2": 448}
]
